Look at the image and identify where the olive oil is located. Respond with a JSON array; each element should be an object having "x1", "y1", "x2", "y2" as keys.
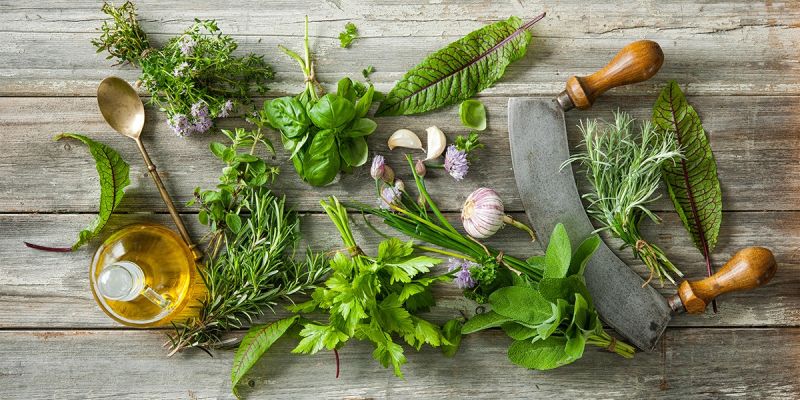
[{"x1": 90, "y1": 223, "x2": 203, "y2": 327}]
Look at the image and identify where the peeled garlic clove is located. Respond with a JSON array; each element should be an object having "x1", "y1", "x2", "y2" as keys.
[
  {"x1": 388, "y1": 129, "x2": 423, "y2": 151},
  {"x1": 424, "y1": 126, "x2": 446, "y2": 161}
]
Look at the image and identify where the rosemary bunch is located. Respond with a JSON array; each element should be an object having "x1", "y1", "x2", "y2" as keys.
[
  {"x1": 350, "y1": 156, "x2": 541, "y2": 303},
  {"x1": 563, "y1": 111, "x2": 683, "y2": 285},
  {"x1": 92, "y1": 2, "x2": 274, "y2": 136},
  {"x1": 167, "y1": 125, "x2": 328, "y2": 355}
]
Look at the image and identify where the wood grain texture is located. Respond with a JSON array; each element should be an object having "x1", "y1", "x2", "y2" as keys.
[
  {"x1": 0, "y1": 1, "x2": 799, "y2": 96},
  {"x1": 2, "y1": 211, "x2": 797, "y2": 329},
  {"x1": 2, "y1": 95, "x2": 800, "y2": 213},
  {"x1": 0, "y1": 328, "x2": 797, "y2": 399}
]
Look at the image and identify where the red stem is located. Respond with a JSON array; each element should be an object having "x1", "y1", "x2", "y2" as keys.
[
  {"x1": 333, "y1": 348, "x2": 340, "y2": 379},
  {"x1": 24, "y1": 241, "x2": 72, "y2": 252}
]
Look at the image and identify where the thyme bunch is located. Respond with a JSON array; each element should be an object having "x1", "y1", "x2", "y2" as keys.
[
  {"x1": 167, "y1": 125, "x2": 328, "y2": 355},
  {"x1": 563, "y1": 111, "x2": 683, "y2": 285},
  {"x1": 92, "y1": 2, "x2": 274, "y2": 136}
]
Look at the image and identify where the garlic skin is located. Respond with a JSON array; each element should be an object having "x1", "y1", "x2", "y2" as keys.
[
  {"x1": 388, "y1": 129, "x2": 423, "y2": 151},
  {"x1": 424, "y1": 126, "x2": 446, "y2": 160},
  {"x1": 461, "y1": 188, "x2": 506, "y2": 239}
]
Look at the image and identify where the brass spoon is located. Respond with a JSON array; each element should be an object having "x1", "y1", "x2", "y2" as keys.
[{"x1": 97, "y1": 76, "x2": 202, "y2": 260}]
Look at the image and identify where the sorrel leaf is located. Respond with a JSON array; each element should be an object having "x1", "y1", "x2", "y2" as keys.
[
  {"x1": 231, "y1": 316, "x2": 298, "y2": 398},
  {"x1": 55, "y1": 133, "x2": 130, "y2": 250},
  {"x1": 652, "y1": 81, "x2": 722, "y2": 284},
  {"x1": 376, "y1": 13, "x2": 545, "y2": 116}
]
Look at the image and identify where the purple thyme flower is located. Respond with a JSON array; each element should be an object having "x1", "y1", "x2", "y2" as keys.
[
  {"x1": 444, "y1": 145, "x2": 469, "y2": 181},
  {"x1": 191, "y1": 102, "x2": 209, "y2": 119},
  {"x1": 172, "y1": 62, "x2": 189, "y2": 77},
  {"x1": 370, "y1": 155, "x2": 385, "y2": 180},
  {"x1": 447, "y1": 258, "x2": 477, "y2": 289},
  {"x1": 219, "y1": 100, "x2": 234, "y2": 118},
  {"x1": 192, "y1": 116, "x2": 213, "y2": 134},
  {"x1": 179, "y1": 37, "x2": 196, "y2": 56},
  {"x1": 168, "y1": 114, "x2": 192, "y2": 137}
]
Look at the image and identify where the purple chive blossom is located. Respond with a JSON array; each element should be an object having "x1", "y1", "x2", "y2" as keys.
[
  {"x1": 219, "y1": 100, "x2": 234, "y2": 118},
  {"x1": 379, "y1": 182, "x2": 403, "y2": 210},
  {"x1": 444, "y1": 145, "x2": 469, "y2": 181},
  {"x1": 447, "y1": 258, "x2": 477, "y2": 289},
  {"x1": 370, "y1": 155, "x2": 385, "y2": 180},
  {"x1": 168, "y1": 114, "x2": 192, "y2": 137},
  {"x1": 179, "y1": 37, "x2": 196, "y2": 56}
]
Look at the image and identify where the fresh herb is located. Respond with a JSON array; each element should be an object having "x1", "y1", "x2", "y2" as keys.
[
  {"x1": 563, "y1": 111, "x2": 683, "y2": 285},
  {"x1": 339, "y1": 22, "x2": 359, "y2": 48},
  {"x1": 231, "y1": 316, "x2": 299, "y2": 398},
  {"x1": 376, "y1": 13, "x2": 545, "y2": 116},
  {"x1": 462, "y1": 223, "x2": 634, "y2": 370},
  {"x1": 25, "y1": 133, "x2": 130, "y2": 252},
  {"x1": 653, "y1": 81, "x2": 722, "y2": 306},
  {"x1": 352, "y1": 156, "x2": 539, "y2": 303},
  {"x1": 362, "y1": 65, "x2": 375, "y2": 80},
  {"x1": 263, "y1": 17, "x2": 377, "y2": 186},
  {"x1": 459, "y1": 99, "x2": 487, "y2": 131},
  {"x1": 167, "y1": 126, "x2": 328, "y2": 355},
  {"x1": 92, "y1": 2, "x2": 274, "y2": 136},
  {"x1": 288, "y1": 197, "x2": 450, "y2": 377}
]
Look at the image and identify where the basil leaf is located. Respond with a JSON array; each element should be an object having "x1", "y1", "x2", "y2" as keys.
[
  {"x1": 265, "y1": 97, "x2": 310, "y2": 138},
  {"x1": 339, "y1": 137, "x2": 369, "y2": 167},
  {"x1": 54, "y1": 133, "x2": 130, "y2": 250},
  {"x1": 461, "y1": 311, "x2": 512, "y2": 334},
  {"x1": 308, "y1": 93, "x2": 356, "y2": 129},
  {"x1": 355, "y1": 84, "x2": 375, "y2": 118},
  {"x1": 337, "y1": 77, "x2": 356, "y2": 102},
  {"x1": 507, "y1": 337, "x2": 574, "y2": 370},
  {"x1": 459, "y1": 99, "x2": 487, "y2": 131},
  {"x1": 569, "y1": 234, "x2": 601, "y2": 276},
  {"x1": 377, "y1": 15, "x2": 541, "y2": 116},
  {"x1": 543, "y1": 223, "x2": 571, "y2": 278},
  {"x1": 231, "y1": 316, "x2": 298, "y2": 398},
  {"x1": 488, "y1": 286, "x2": 553, "y2": 326},
  {"x1": 302, "y1": 129, "x2": 340, "y2": 186},
  {"x1": 343, "y1": 118, "x2": 377, "y2": 138}
]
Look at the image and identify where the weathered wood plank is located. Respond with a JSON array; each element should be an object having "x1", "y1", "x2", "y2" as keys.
[
  {"x1": 1, "y1": 211, "x2": 796, "y2": 329},
  {"x1": 1, "y1": 95, "x2": 798, "y2": 213},
  {"x1": 0, "y1": 327, "x2": 797, "y2": 399},
  {"x1": 0, "y1": 1, "x2": 799, "y2": 96}
]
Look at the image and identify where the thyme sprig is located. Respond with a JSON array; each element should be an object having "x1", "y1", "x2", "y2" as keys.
[{"x1": 563, "y1": 111, "x2": 683, "y2": 285}]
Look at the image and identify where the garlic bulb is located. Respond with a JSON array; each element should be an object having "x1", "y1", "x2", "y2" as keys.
[
  {"x1": 461, "y1": 188, "x2": 537, "y2": 241},
  {"x1": 424, "y1": 126, "x2": 446, "y2": 160},
  {"x1": 388, "y1": 129, "x2": 423, "y2": 151}
]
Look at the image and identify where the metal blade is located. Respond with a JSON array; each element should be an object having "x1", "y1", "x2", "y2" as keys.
[{"x1": 508, "y1": 98, "x2": 671, "y2": 351}]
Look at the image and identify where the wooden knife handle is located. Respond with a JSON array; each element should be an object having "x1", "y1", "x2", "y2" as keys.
[
  {"x1": 556, "y1": 40, "x2": 664, "y2": 111},
  {"x1": 671, "y1": 247, "x2": 777, "y2": 314}
]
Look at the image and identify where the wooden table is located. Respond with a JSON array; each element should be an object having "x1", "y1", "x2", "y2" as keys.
[{"x1": 1, "y1": 1, "x2": 799, "y2": 398}]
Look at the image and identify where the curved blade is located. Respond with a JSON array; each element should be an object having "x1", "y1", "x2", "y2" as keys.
[{"x1": 508, "y1": 98, "x2": 671, "y2": 351}]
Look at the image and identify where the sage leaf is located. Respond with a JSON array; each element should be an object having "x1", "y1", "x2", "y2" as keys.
[
  {"x1": 652, "y1": 81, "x2": 722, "y2": 280},
  {"x1": 501, "y1": 322, "x2": 538, "y2": 340},
  {"x1": 55, "y1": 133, "x2": 130, "y2": 250},
  {"x1": 543, "y1": 223, "x2": 571, "y2": 278},
  {"x1": 461, "y1": 311, "x2": 512, "y2": 334},
  {"x1": 507, "y1": 337, "x2": 574, "y2": 370},
  {"x1": 568, "y1": 234, "x2": 600, "y2": 276},
  {"x1": 231, "y1": 316, "x2": 299, "y2": 398},
  {"x1": 376, "y1": 14, "x2": 544, "y2": 116},
  {"x1": 489, "y1": 286, "x2": 553, "y2": 326}
]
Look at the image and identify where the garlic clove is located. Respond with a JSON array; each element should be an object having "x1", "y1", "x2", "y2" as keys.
[
  {"x1": 424, "y1": 126, "x2": 446, "y2": 161},
  {"x1": 388, "y1": 129, "x2": 423, "y2": 151}
]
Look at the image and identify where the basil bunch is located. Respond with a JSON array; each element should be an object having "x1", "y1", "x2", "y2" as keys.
[{"x1": 264, "y1": 78, "x2": 376, "y2": 186}]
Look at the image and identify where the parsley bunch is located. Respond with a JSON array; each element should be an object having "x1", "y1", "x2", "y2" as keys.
[
  {"x1": 92, "y1": 2, "x2": 274, "y2": 136},
  {"x1": 288, "y1": 197, "x2": 453, "y2": 377}
]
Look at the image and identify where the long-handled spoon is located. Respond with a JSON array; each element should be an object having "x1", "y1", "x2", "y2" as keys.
[{"x1": 97, "y1": 76, "x2": 202, "y2": 261}]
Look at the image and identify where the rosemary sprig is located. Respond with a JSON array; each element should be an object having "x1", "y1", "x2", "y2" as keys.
[{"x1": 563, "y1": 111, "x2": 683, "y2": 285}]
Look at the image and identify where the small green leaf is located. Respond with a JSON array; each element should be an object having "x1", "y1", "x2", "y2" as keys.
[
  {"x1": 489, "y1": 286, "x2": 553, "y2": 326},
  {"x1": 459, "y1": 99, "x2": 487, "y2": 131},
  {"x1": 569, "y1": 234, "x2": 600, "y2": 276},
  {"x1": 378, "y1": 238, "x2": 414, "y2": 262},
  {"x1": 564, "y1": 331, "x2": 587, "y2": 360},
  {"x1": 231, "y1": 316, "x2": 298, "y2": 398},
  {"x1": 337, "y1": 77, "x2": 356, "y2": 102},
  {"x1": 225, "y1": 213, "x2": 242, "y2": 233},
  {"x1": 343, "y1": 118, "x2": 377, "y2": 138},
  {"x1": 339, "y1": 22, "x2": 358, "y2": 48},
  {"x1": 354, "y1": 85, "x2": 375, "y2": 118},
  {"x1": 507, "y1": 337, "x2": 575, "y2": 370},
  {"x1": 544, "y1": 223, "x2": 571, "y2": 278},
  {"x1": 302, "y1": 129, "x2": 340, "y2": 186},
  {"x1": 54, "y1": 133, "x2": 130, "y2": 250},
  {"x1": 308, "y1": 93, "x2": 356, "y2": 129},
  {"x1": 339, "y1": 136, "x2": 369, "y2": 167},
  {"x1": 537, "y1": 276, "x2": 593, "y2": 309},
  {"x1": 441, "y1": 319, "x2": 463, "y2": 357},
  {"x1": 461, "y1": 311, "x2": 512, "y2": 334},
  {"x1": 209, "y1": 142, "x2": 227, "y2": 159}
]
